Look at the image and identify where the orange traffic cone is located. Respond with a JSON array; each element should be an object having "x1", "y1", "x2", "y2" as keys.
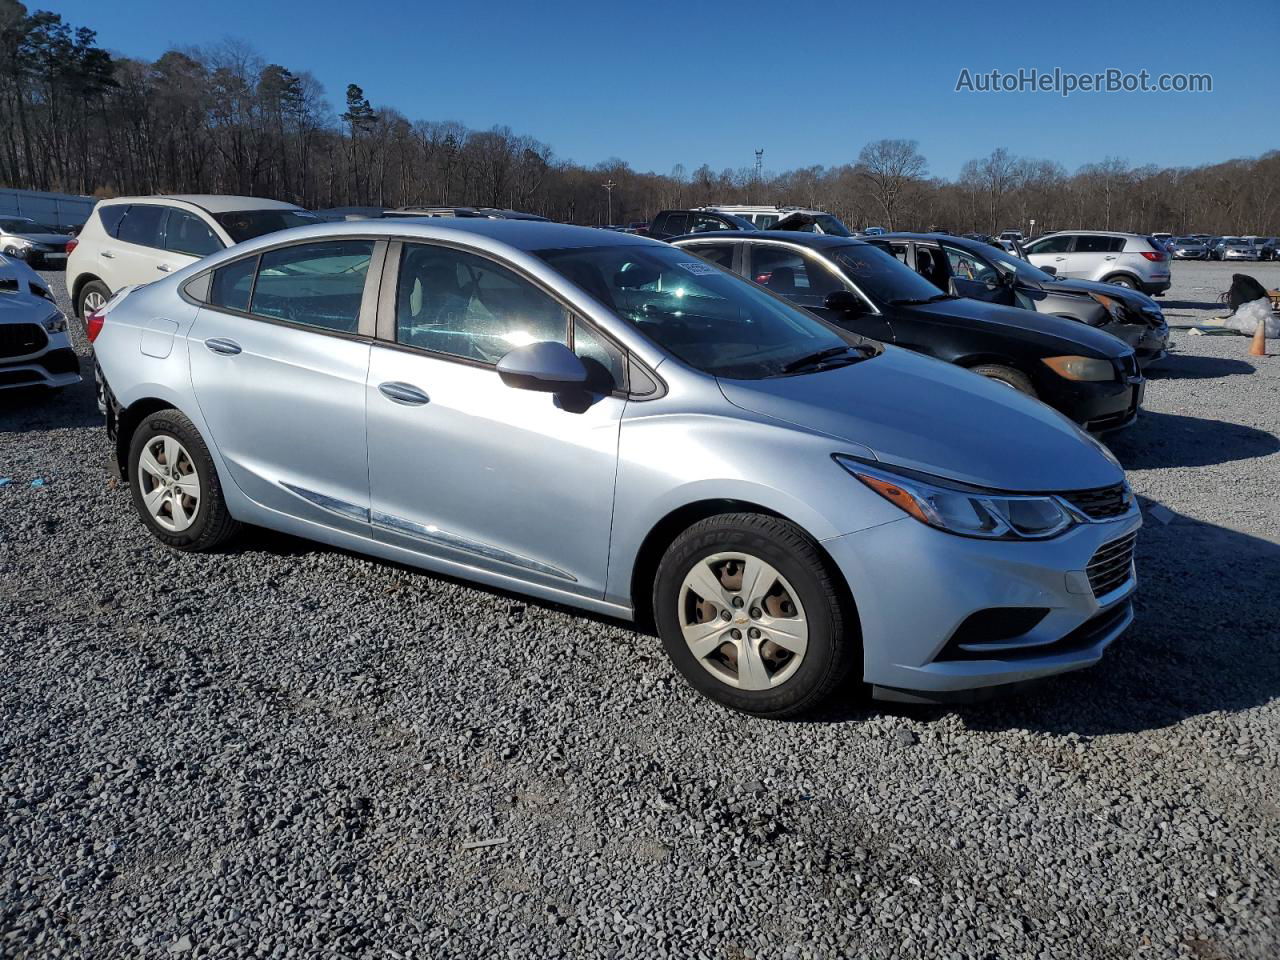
[{"x1": 1250, "y1": 318, "x2": 1269, "y2": 357}]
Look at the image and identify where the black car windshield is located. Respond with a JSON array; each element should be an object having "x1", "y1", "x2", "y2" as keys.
[
  {"x1": 1, "y1": 218, "x2": 59, "y2": 233},
  {"x1": 537, "y1": 244, "x2": 870, "y2": 379},
  {"x1": 973, "y1": 243, "x2": 1060, "y2": 285},
  {"x1": 214, "y1": 209, "x2": 321, "y2": 243},
  {"x1": 827, "y1": 243, "x2": 950, "y2": 304}
]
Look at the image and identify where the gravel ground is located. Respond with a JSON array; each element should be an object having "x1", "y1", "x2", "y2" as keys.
[{"x1": 2, "y1": 263, "x2": 1277, "y2": 959}]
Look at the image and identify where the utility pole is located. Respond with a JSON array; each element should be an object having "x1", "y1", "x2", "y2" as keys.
[
  {"x1": 602, "y1": 179, "x2": 616, "y2": 226},
  {"x1": 754, "y1": 149, "x2": 763, "y2": 182}
]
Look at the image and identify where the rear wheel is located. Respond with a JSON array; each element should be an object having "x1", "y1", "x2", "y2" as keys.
[
  {"x1": 970, "y1": 363, "x2": 1036, "y2": 396},
  {"x1": 77, "y1": 280, "x2": 111, "y2": 323},
  {"x1": 1105, "y1": 275, "x2": 1138, "y2": 290},
  {"x1": 128, "y1": 409, "x2": 240, "y2": 551},
  {"x1": 653, "y1": 513, "x2": 858, "y2": 718}
]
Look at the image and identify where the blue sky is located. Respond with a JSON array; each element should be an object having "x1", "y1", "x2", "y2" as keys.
[{"x1": 50, "y1": 0, "x2": 1277, "y2": 179}]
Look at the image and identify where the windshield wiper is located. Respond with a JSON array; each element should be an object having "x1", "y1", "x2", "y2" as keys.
[
  {"x1": 889, "y1": 293, "x2": 956, "y2": 305},
  {"x1": 780, "y1": 344, "x2": 873, "y2": 374}
]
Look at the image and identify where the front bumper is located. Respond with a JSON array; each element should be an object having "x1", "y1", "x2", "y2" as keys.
[
  {"x1": 1040, "y1": 373, "x2": 1144, "y2": 434},
  {"x1": 0, "y1": 338, "x2": 81, "y2": 391},
  {"x1": 824, "y1": 509, "x2": 1141, "y2": 696}
]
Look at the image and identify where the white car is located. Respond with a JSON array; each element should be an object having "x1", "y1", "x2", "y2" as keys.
[
  {"x1": 1022, "y1": 231, "x2": 1171, "y2": 296},
  {"x1": 66, "y1": 195, "x2": 319, "y2": 320},
  {"x1": 0, "y1": 254, "x2": 80, "y2": 393}
]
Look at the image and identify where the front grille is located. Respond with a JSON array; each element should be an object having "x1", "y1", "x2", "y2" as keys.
[
  {"x1": 0, "y1": 323, "x2": 47, "y2": 359},
  {"x1": 1062, "y1": 483, "x2": 1131, "y2": 519},
  {"x1": 1086, "y1": 531, "x2": 1137, "y2": 597}
]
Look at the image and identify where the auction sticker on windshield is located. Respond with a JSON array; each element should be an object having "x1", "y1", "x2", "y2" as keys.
[{"x1": 676, "y1": 261, "x2": 719, "y2": 276}]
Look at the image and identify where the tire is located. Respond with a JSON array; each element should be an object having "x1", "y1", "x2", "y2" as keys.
[
  {"x1": 653, "y1": 513, "x2": 858, "y2": 718},
  {"x1": 1105, "y1": 275, "x2": 1138, "y2": 290},
  {"x1": 77, "y1": 280, "x2": 111, "y2": 322},
  {"x1": 970, "y1": 363, "x2": 1036, "y2": 396},
  {"x1": 127, "y1": 409, "x2": 240, "y2": 551}
]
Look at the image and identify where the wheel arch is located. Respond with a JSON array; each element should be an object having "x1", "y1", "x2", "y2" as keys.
[
  {"x1": 71, "y1": 272, "x2": 105, "y2": 313},
  {"x1": 628, "y1": 498, "x2": 858, "y2": 636},
  {"x1": 1100, "y1": 272, "x2": 1141, "y2": 287}
]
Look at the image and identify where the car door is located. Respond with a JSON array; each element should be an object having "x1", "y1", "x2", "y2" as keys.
[
  {"x1": 110, "y1": 205, "x2": 184, "y2": 289},
  {"x1": 1024, "y1": 233, "x2": 1073, "y2": 275},
  {"x1": 364, "y1": 240, "x2": 625, "y2": 598},
  {"x1": 1064, "y1": 234, "x2": 1121, "y2": 280},
  {"x1": 743, "y1": 241, "x2": 893, "y2": 342},
  {"x1": 188, "y1": 238, "x2": 381, "y2": 535}
]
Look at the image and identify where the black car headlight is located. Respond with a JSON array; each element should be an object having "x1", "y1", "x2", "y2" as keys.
[
  {"x1": 835, "y1": 457, "x2": 1077, "y2": 540},
  {"x1": 40, "y1": 312, "x2": 66, "y2": 334}
]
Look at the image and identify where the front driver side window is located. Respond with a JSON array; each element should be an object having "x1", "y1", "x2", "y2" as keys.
[
  {"x1": 943, "y1": 246, "x2": 997, "y2": 282},
  {"x1": 396, "y1": 244, "x2": 568, "y2": 363}
]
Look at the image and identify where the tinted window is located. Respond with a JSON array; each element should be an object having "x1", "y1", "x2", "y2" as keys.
[
  {"x1": 573, "y1": 317, "x2": 626, "y2": 392},
  {"x1": 1028, "y1": 234, "x2": 1072, "y2": 254},
  {"x1": 396, "y1": 243, "x2": 567, "y2": 363},
  {"x1": 96, "y1": 205, "x2": 128, "y2": 237},
  {"x1": 165, "y1": 210, "x2": 223, "y2": 257},
  {"x1": 748, "y1": 245, "x2": 845, "y2": 309},
  {"x1": 661, "y1": 212, "x2": 689, "y2": 235},
  {"x1": 943, "y1": 245, "x2": 999, "y2": 282},
  {"x1": 826, "y1": 243, "x2": 951, "y2": 304},
  {"x1": 250, "y1": 240, "x2": 373, "y2": 333},
  {"x1": 756, "y1": 215, "x2": 780, "y2": 228},
  {"x1": 692, "y1": 214, "x2": 730, "y2": 234},
  {"x1": 210, "y1": 256, "x2": 257, "y2": 313},
  {"x1": 117, "y1": 205, "x2": 167, "y2": 248},
  {"x1": 684, "y1": 243, "x2": 735, "y2": 269},
  {"x1": 537, "y1": 243, "x2": 862, "y2": 380},
  {"x1": 1076, "y1": 235, "x2": 1124, "y2": 254},
  {"x1": 214, "y1": 209, "x2": 321, "y2": 243}
]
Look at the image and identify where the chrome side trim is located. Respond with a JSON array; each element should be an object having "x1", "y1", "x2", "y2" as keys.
[
  {"x1": 371, "y1": 510, "x2": 578, "y2": 583},
  {"x1": 279, "y1": 482, "x2": 370, "y2": 523}
]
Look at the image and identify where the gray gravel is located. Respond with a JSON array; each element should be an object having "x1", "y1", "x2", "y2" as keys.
[{"x1": 2, "y1": 265, "x2": 1277, "y2": 959}]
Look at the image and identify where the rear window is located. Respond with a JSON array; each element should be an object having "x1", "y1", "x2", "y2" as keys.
[
  {"x1": 214, "y1": 209, "x2": 321, "y2": 243},
  {"x1": 96, "y1": 205, "x2": 128, "y2": 237},
  {"x1": 1075, "y1": 235, "x2": 1125, "y2": 254},
  {"x1": 117, "y1": 205, "x2": 167, "y2": 248}
]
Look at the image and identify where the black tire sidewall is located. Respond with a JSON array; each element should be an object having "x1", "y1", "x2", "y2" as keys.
[
  {"x1": 972, "y1": 364, "x2": 1035, "y2": 396},
  {"x1": 127, "y1": 412, "x2": 221, "y2": 548},
  {"x1": 654, "y1": 518, "x2": 845, "y2": 717}
]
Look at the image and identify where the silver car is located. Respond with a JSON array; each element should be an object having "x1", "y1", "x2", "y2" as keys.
[
  {"x1": 0, "y1": 216, "x2": 73, "y2": 269},
  {"x1": 0, "y1": 254, "x2": 80, "y2": 392},
  {"x1": 1023, "y1": 231, "x2": 1171, "y2": 295},
  {"x1": 89, "y1": 220, "x2": 1140, "y2": 717},
  {"x1": 1212, "y1": 237, "x2": 1261, "y2": 262}
]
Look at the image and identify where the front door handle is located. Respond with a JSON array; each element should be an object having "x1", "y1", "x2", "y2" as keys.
[
  {"x1": 101, "y1": 250, "x2": 115, "y2": 259},
  {"x1": 1104, "y1": 255, "x2": 1117, "y2": 261},
  {"x1": 204, "y1": 337, "x2": 241, "y2": 356},
  {"x1": 378, "y1": 381, "x2": 430, "y2": 406}
]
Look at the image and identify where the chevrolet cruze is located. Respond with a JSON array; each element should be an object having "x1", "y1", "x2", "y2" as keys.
[{"x1": 88, "y1": 220, "x2": 1141, "y2": 717}]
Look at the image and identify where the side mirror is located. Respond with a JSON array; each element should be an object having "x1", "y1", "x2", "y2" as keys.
[
  {"x1": 823, "y1": 289, "x2": 864, "y2": 314},
  {"x1": 1040, "y1": 265, "x2": 1057, "y2": 276},
  {"x1": 497, "y1": 341, "x2": 588, "y2": 393}
]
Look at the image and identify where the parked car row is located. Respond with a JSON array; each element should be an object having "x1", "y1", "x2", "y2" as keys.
[
  {"x1": 0, "y1": 254, "x2": 80, "y2": 393},
  {"x1": 86, "y1": 217, "x2": 1142, "y2": 719}
]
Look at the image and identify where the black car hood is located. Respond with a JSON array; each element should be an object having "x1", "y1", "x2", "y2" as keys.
[
  {"x1": 1044, "y1": 277, "x2": 1163, "y2": 322},
  {"x1": 908, "y1": 296, "x2": 1131, "y2": 357}
]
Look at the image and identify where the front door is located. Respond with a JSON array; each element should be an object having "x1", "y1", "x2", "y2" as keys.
[
  {"x1": 940, "y1": 243, "x2": 1017, "y2": 306},
  {"x1": 364, "y1": 241, "x2": 624, "y2": 597},
  {"x1": 1024, "y1": 233, "x2": 1074, "y2": 276},
  {"x1": 188, "y1": 238, "x2": 379, "y2": 534}
]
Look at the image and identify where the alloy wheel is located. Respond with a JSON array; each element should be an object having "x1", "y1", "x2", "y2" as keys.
[
  {"x1": 678, "y1": 551, "x2": 808, "y2": 690},
  {"x1": 82, "y1": 290, "x2": 106, "y2": 318},
  {"x1": 137, "y1": 435, "x2": 201, "y2": 532}
]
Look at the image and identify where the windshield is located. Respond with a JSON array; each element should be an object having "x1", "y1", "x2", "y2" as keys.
[
  {"x1": 971, "y1": 243, "x2": 1059, "y2": 285},
  {"x1": 836, "y1": 243, "x2": 954, "y2": 303},
  {"x1": 214, "y1": 209, "x2": 321, "y2": 243},
  {"x1": 1174, "y1": 237, "x2": 1200, "y2": 244},
  {"x1": 1222, "y1": 237, "x2": 1244, "y2": 245},
  {"x1": 0, "y1": 218, "x2": 59, "y2": 233},
  {"x1": 537, "y1": 244, "x2": 864, "y2": 379}
]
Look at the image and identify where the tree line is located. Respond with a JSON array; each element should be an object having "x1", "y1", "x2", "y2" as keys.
[{"x1": 2, "y1": 1, "x2": 1277, "y2": 236}]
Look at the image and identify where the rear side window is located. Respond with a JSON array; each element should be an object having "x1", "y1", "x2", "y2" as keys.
[
  {"x1": 97, "y1": 205, "x2": 128, "y2": 238},
  {"x1": 692, "y1": 214, "x2": 729, "y2": 234},
  {"x1": 165, "y1": 211, "x2": 223, "y2": 257},
  {"x1": 661, "y1": 212, "x2": 689, "y2": 235},
  {"x1": 684, "y1": 243, "x2": 735, "y2": 268},
  {"x1": 210, "y1": 256, "x2": 257, "y2": 313},
  {"x1": 748, "y1": 245, "x2": 845, "y2": 308},
  {"x1": 250, "y1": 240, "x2": 373, "y2": 333},
  {"x1": 117, "y1": 205, "x2": 167, "y2": 248},
  {"x1": 1076, "y1": 235, "x2": 1124, "y2": 254}
]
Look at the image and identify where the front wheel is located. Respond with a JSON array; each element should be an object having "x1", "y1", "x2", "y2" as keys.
[
  {"x1": 653, "y1": 513, "x2": 858, "y2": 718},
  {"x1": 128, "y1": 409, "x2": 240, "y2": 551},
  {"x1": 970, "y1": 363, "x2": 1037, "y2": 396}
]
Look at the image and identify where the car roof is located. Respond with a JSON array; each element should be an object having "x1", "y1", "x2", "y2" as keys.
[
  {"x1": 672, "y1": 230, "x2": 865, "y2": 249},
  {"x1": 99, "y1": 195, "x2": 304, "y2": 213}
]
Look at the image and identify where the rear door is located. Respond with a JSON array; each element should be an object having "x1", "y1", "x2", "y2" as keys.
[
  {"x1": 106, "y1": 204, "x2": 175, "y2": 291},
  {"x1": 188, "y1": 238, "x2": 382, "y2": 534},
  {"x1": 1063, "y1": 234, "x2": 1121, "y2": 279}
]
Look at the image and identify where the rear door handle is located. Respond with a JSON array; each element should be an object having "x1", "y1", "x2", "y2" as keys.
[
  {"x1": 1104, "y1": 255, "x2": 1117, "y2": 261},
  {"x1": 378, "y1": 381, "x2": 430, "y2": 406},
  {"x1": 157, "y1": 264, "x2": 172, "y2": 272},
  {"x1": 204, "y1": 337, "x2": 241, "y2": 356},
  {"x1": 101, "y1": 251, "x2": 115, "y2": 259}
]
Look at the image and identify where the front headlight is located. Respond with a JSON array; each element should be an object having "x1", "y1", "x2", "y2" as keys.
[
  {"x1": 1092, "y1": 293, "x2": 1126, "y2": 323},
  {"x1": 834, "y1": 457, "x2": 1076, "y2": 540},
  {"x1": 1041, "y1": 355, "x2": 1115, "y2": 381},
  {"x1": 40, "y1": 313, "x2": 67, "y2": 333},
  {"x1": 4, "y1": 239, "x2": 31, "y2": 258}
]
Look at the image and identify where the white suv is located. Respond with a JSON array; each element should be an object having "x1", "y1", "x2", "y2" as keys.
[
  {"x1": 66, "y1": 195, "x2": 319, "y2": 320},
  {"x1": 1022, "y1": 231, "x2": 1171, "y2": 296}
]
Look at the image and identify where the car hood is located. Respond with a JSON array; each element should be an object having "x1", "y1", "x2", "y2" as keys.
[
  {"x1": 911, "y1": 296, "x2": 1130, "y2": 356},
  {"x1": 7, "y1": 232, "x2": 69, "y2": 245},
  {"x1": 1042, "y1": 277, "x2": 1162, "y2": 321},
  {"x1": 717, "y1": 346, "x2": 1123, "y2": 492}
]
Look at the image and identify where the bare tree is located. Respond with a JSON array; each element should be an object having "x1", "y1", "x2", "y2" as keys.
[{"x1": 857, "y1": 139, "x2": 926, "y2": 230}]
